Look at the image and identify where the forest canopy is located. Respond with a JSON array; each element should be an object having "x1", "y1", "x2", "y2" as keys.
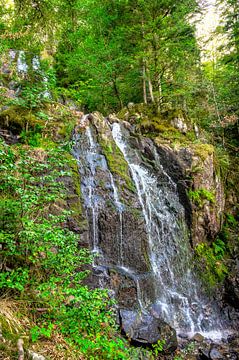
[{"x1": 0, "y1": 0, "x2": 237, "y2": 129}]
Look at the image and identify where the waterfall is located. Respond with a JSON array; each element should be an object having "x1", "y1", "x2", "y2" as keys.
[
  {"x1": 73, "y1": 114, "x2": 230, "y2": 340},
  {"x1": 72, "y1": 117, "x2": 126, "y2": 268},
  {"x1": 111, "y1": 122, "x2": 227, "y2": 338}
]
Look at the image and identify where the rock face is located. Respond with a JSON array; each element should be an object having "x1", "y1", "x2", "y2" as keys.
[
  {"x1": 72, "y1": 113, "x2": 155, "y2": 310},
  {"x1": 155, "y1": 142, "x2": 225, "y2": 246},
  {"x1": 189, "y1": 148, "x2": 225, "y2": 246},
  {"x1": 119, "y1": 309, "x2": 177, "y2": 353},
  {"x1": 224, "y1": 265, "x2": 239, "y2": 309},
  {"x1": 73, "y1": 111, "x2": 236, "y2": 344}
]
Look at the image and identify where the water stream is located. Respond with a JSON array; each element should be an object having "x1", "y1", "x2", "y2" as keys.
[
  {"x1": 73, "y1": 115, "x2": 230, "y2": 340},
  {"x1": 111, "y1": 122, "x2": 227, "y2": 338}
]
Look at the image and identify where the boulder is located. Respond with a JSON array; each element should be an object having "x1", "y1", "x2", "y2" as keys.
[
  {"x1": 192, "y1": 333, "x2": 205, "y2": 343},
  {"x1": 119, "y1": 309, "x2": 177, "y2": 354},
  {"x1": 209, "y1": 347, "x2": 224, "y2": 360}
]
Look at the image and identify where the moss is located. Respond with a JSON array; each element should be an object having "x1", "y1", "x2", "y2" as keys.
[
  {"x1": 192, "y1": 143, "x2": 214, "y2": 161},
  {"x1": 99, "y1": 137, "x2": 135, "y2": 192},
  {"x1": 188, "y1": 188, "x2": 215, "y2": 208},
  {"x1": 117, "y1": 103, "x2": 156, "y2": 122},
  {"x1": 195, "y1": 242, "x2": 228, "y2": 290},
  {"x1": 138, "y1": 117, "x2": 178, "y2": 136},
  {"x1": 130, "y1": 208, "x2": 142, "y2": 219},
  {"x1": 0, "y1": 106, "x2": 44, "y2": 133},
  {"x1": 57, "y1": 117, "x2": 76, "y2": 141}
]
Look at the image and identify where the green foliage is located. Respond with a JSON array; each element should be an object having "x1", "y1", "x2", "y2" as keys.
[
  {"x1": 31, "y1": 323, "x2": 54, "y2": 342},
  {"x1": 0, "y1": 137, "x2": 141, "y2": 359},
  {"x1": 215, "y1": 146, "x2": 230, "y2": 178},
  {"x1": 9, "y1": 82, "x2": 49, "y2": 111},
  {"x1": 188, "y1": 188, "x2": 215, "y2": 207},
  {"x1": 195, "y1": 240, "x2": 228, "y2": 288},
  {"x1": 226, "y1": 213, "x2": 237, "y2": 227},
  {"x1": 0, "y1": 268, "x2": 29, "y2": 292},
  {"x1": 152, "y1": 339, "x2": 166, "y2": 356}
]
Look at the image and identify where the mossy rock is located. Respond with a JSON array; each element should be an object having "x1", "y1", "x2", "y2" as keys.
[
  {"x1": 0, "y1": 106, "x2": 44, "y2": 134},
  {"x1": 99, "y1": 137, "x2": 135, "y2": 192},
  {"x1": 192, "y1": 144, "x2": 214, "y2": 161}
]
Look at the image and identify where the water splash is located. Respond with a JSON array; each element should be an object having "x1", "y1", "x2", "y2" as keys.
[{"x1": 112, "y1": 122, "x2": 226, "y2": 335}]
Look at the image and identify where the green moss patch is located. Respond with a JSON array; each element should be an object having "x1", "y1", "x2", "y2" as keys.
[
  {"x1": 195, "y1": 241, "x2": 228, "y2": 289},
  {"x1": 192, "y1": 144, "x2": 214, "y2": 161},
  {"x1": 188, "y1": 188, "x2": 215, "y2": 208},
  {"x1": 0, "y1": 106, "x2": 44, "y2": 133}
]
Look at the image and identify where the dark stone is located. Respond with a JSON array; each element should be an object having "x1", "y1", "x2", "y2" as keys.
[
  {"x1": 97, "y1": 207, "x2": 150, "y2": 274},
  {"x1": 119, "y1": 309, "x2": 177, "y2": 354},
  {"x1": 0, "y1": 128, "x2": 21, "y2": 144},
  {"x1": 224, "y1": 264, "x2": 239, "y2": 309},
  {"x1": 199, "y1": 348, "x2": 211, "y2": 360},
  {"x1": 154, "y1": 144, "x2": 193, "y2": 231},
  {"x1": 178, "y1": 332, "x2": 189, "y2": 339},
  {"x1": 209, "y1": 348, "x2": 224, "y2": 360}
]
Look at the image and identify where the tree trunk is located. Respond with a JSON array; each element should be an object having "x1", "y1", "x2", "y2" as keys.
[
  {"x1": 143, "y1": 62, "x2": 147, "y2": 104},
  {"x1": 112, "y1": 78, "x2": 123, "y2": 109},
  {"x1": 157, "y1": 74, "x2": 162, "y2": 111},
  {"x1": 148, "y1": 75, "x2": 155, "y2": 103},
  {"x1": 145, "y1": 63, "x2": 154, "y2": 103}
]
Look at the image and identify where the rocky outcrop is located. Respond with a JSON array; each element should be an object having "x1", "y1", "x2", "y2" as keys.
[
  {"x1": 72, "y1": 112, "x2": 154, "y2": 309},
  {"x1": 73, "y1": 110, "x2": 238, "y2": 349},
  {"x1": 154, "y1": 140, "x2": 225, "y2": 246},
  {"x1": 119, "y1": 309, "x2": 177, "y2": 353}
]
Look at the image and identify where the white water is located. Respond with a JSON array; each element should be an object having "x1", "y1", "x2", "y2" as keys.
[
  {"x1": 73, "y1": 117, "x2": 125, "y2": 267},
  {"x1": 84, "y1": 125, "x2": 101, "y2": 256},
  {"x1": 109, "y1": 173, "x2": 124, "y2": 264},
  {"x1": 112, "y1": 122, "x2": 225, "y2": 335},
  {"x1": 17, "y1": 51, "x2": 28, "y2": 73},
  {"x1": 72, "y1": 116, "x2": 229, "y2": 338}
]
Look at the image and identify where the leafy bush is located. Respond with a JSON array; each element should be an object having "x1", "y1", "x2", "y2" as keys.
[
  {"x1": 195, "y1": 240, "x2": 228, "y2": 288},
  {"x1": 188, "y1": 188, "x2": 215, "y2": 207},
  {"x1": 0, "y1": 138, "x2": 142, "y2": 359}
]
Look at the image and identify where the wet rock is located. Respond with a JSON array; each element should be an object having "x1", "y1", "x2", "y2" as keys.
[
  {"x1": 119, "y1": 309, "x2": 177, "y2": 353},
  {"x1": 224, "y1": 265, "x2": 239, "y2": 309},
  {"x1": 209, "y1": 348, "x2": 224, "y2": 359},
  {"x1": 192, "y1": 333, "x2": 205, "y2": 343},
  {"x1": 198, "y1": 348, "x2": 210, "y2": 359},
  {"x1": 178, "y1": 332, "x2": 190, "y2": 339}
]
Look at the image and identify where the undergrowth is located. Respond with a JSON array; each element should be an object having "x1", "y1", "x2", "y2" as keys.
[{"x1": 0, "y1": 138, "x2": 142, "y2": 359}]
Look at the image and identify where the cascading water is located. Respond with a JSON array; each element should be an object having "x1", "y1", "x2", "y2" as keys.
[
  {"x1": 73, "y1": 114, "x2": 231, "y2": 340},
  {"x1": 111, "y1": 122, "x2": 228, "y2": 338},
  {"x1": 72, "y1": 116, "x2": 126, "y2": 268}
]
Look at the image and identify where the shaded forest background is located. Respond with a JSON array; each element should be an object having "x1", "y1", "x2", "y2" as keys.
[{"x1": 0, "y1": 0, "x2": 238, "y2": 130}]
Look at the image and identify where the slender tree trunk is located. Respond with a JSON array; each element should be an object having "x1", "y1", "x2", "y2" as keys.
[
  {"x1": 145, "y1": 61, "x2": 154, "y2": 103},
  {"x1": 211, "y1": 58, "x2": 221, "y2": 124},
  {"x1": 112, "y1": 78, "x2": 123, "y2": 109},
  {"x1": 148, "y1": 75, "x2": 155, "y2": 103},
  {"x1": 157, "y1": 74, "x2": 162, "y2": 111},
  {"x1": 143, "y1": 61, "x2": 147, "y2": 104},
  {"x1": 211, "y1": 81, "x2": 221, "y2": 124}
]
